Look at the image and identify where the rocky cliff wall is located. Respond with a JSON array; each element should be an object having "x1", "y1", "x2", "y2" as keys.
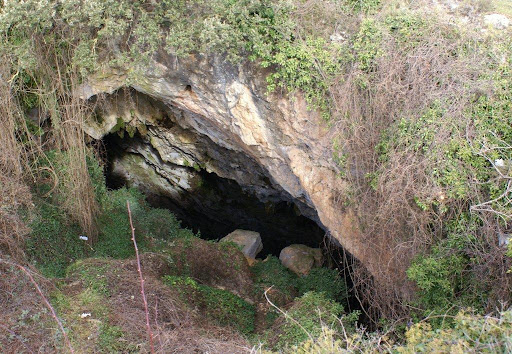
[{"x1": 80, "y1": 54, "x2": 393, "y2": 288}]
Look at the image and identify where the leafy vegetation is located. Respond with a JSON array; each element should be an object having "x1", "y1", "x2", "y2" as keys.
[
  {"x1": 26, "y1": 201, "x2": 88, "y2": 277},
  {"x1": 252, "y1": 256, "x2": 298, "y2": 298},
  {"x1": 26, "y1": 150, "x2": 195, "y2": 276},
  {"x1": 270, "y1": 291, "x2": 354, "y2": 350},
  {"x1": 297, "y1": 268, "x2": 348, "y2": 303},
  {"x1": 398, "y1": 309, "x2": 512, "y2": 353}
]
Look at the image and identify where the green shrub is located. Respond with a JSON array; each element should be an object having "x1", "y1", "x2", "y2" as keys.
[
  {"x1": 353, "y1": 18, "x2": 383, "y2": 73},
  {"x1": 25, "y1": 149, "x2": 108, "y2": 277},
  {"x1": 345, "y1": 0, "x2": 381, "y2": 13},
  {"x1": 95, "y1": 187, "x2": 195, "y2": 258},
  {"x1": 399, "y1": 309, "x2": 512, "y2": 353},
  {"x1": 297, "y1": 268, "x2": 348, "y2": 303},
  {"x1": 274, "y1": 291, "x2": 349, "y2": 349},
  {"x1": 162, "y1": 275, "x2": 199, "y2": 290},
  {"x1": 26, "y1": 201, "x2": 88, "y2": 277},
  {"x1": 252, "y1": 256, "x2": 298, "y2": 298},
  {"x1": 94, "y1": 187, "x2": 147, "y2": 259},
  {"x1": 2, "y1": 0, "x2": 342, "y2": 118},
  {"x1": 27, "y1": 149, "x2": 194, "y2": 273},
  {"x1": 199, "y1": 284, "x2": 256, "y2": 335},
  {"x1": 407, "y1": 214, "x2": 485, "y2": 326},
  {"x1": 98, "y1": 324, "x2": 132, "y2": 353}
]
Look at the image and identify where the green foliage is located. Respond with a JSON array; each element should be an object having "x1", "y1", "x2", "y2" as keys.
[
  {"x1": 297, "y1": 268, "x2": 348, "y2": 303},
  {"x1": 407, "y1": 214, "x2": 484, "y2": 325},
  {"x1": 252, "y1": 256, "x2": 298, "y2": 298},
  {"x1": 399, "y1": 309, "x2": 512, "y2": 353},
  {"x1": 395, "y1": 36, "x2": 512, "y2": 322},
  {"x1": 407, "y1": 252, "x2": 466, "y2": 315},
  {"x1": 96, "y1": 187, "x2": 195, "y2": 258},
  {"x1": 384, "y1": 12, "x2": 429, "y2": 47},
  {"x1": 345, "y1": 0, "x2": 382, "y2": 13},
  {"x1": 199, "y1": 283, "x2": 256, "y2": 334},
  {"x1": 94, "y1": 187, "x2": 145, "y2": 259},
  {"x1": 275, "y1": 291, "x2": 349, "y2": 349},
  {"x1": 25, "y1": 150, "x2": 107, "y2": 277},
  {"x1": 353, "y1": 18, "x2": 383, "y2": 73},
  {"x1": 291, "y1": 308, "x2": 512, "y2": 352},
  {"x1": 26, "y1": 200, "x2": 88, "y2": 277},
  {"x1": 66, "y1": 260, "x2": 110, "y2": 296},
  {"x1": 264, "y1": 37, "x2": 343, "y2": 119},
  {"x1": 162, "y1": 275, "x2": 199, "y2": 290},
  {"x1": 98, "y1": 324, "x2": 132, "y2": 353},
  {"x1": 27, "y1": 150, "x2": 194, "y2": 274},
  {"x1": 163, "y1": 275, "x2": 255, "y2": 334},
  {"x1": 1, "y1": 0, "x2": 341, "y2": 118}
]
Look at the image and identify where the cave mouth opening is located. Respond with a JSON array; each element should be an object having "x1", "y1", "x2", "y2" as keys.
[
  {"x1": 103, "y1": 132, "x2": 326, "y2": 258},
  {"x1": 101, "y1": 123, "x2": 363, "y2": 321}
]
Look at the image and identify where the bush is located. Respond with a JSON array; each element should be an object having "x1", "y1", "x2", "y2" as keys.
[
  {"x1": 95, "y1": 187, "x2": 195, "y2": 258},
  {"x1": 297, "y1": 267, "x2": 348, "y2": 303},
  {"x1": 399, "y1": 309, "x2": 512, "y2": 353},
  {"x1": 94, "y1": 187, "x2": 144, "y2": 259},
  {"x1": 1, "y1": 0, "x2": 341, "y2": 118},
  {"x1": 26, "y1": 200, "x2": 88, "y2": 277},
  {"x1": 27, "y1": 150, "x2": 194, "y2": 273},
  {"x1": 272, "y1": 291, "x2": 350, "y2": 349},
  {"x1": 252, "y1": 256, "x2": 298, "y2": 299},
  {"x1": 406, "y1": 213, "x2": 506, "y2": 326}
]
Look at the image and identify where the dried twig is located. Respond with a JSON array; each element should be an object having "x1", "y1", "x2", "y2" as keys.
[{"x1": 127, "y1": 200, "x2": 155, "y2": 354}]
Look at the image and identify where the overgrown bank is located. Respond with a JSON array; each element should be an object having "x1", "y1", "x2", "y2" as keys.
[
  {"x1": 5, "y1": 151, "x2": 512, "y2": 352},
  {"x1": 2, "y1": 0, "x2": 512, "y2": 352},
  {"x1": 2, "y1": 150, "x2": 357, "y2": 352}
]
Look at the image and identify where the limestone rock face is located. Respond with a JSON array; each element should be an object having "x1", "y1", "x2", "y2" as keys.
[
  {"x1": 484, "y1": 14, "x2": 510, "y2": 30},
  {"x1": 220, "y1": 229, "x2": 263, "y2": 259},
  {"x1": 81, "y1": 53, "x2": 403, "y2": 292},
  {"x1": 279, "y1": 244, "x2": 323, "y2": 276}
]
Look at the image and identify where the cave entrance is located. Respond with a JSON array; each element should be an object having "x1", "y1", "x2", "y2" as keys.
[
  {"x1": 144, "y1": 169, "x2": 324, "y2": 258},
  {"x1": 101, "y1": 123, "x2": 363, "y2": 322},
  {"x1": 103, "y1": 132, "x2": 325, "y2": 258},
  {"x1": 93, "y1": 87, "x2": 364, "y2": 325}
]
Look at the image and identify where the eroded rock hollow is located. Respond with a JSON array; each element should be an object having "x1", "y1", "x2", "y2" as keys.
[{"x1": 81, "y1": 53, "x2": 388, "y2": 287}]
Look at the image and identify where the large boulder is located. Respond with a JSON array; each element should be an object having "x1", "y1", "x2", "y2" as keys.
[
  {"x1": 279, "y1": 244, "x2": 323, "y2": 276},
  {"x1": 220, "y1": 229, "x2": 263, "y2": 259}
]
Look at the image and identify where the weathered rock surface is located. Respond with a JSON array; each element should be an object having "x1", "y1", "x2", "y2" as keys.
[
  {"x1": 279, "y1": 244, "x2": 323, "y2": 276},
  {"x1": 220, "y1": 229, "x2": 263, "y2": 259},
  {"x1": 81, "y1": 53, "x2": 403, "y2": 292},
  {"x1": 484, "y1": 14, "x2": 510, "y2": 29}
]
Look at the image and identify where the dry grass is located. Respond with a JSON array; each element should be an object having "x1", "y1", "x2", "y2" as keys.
[
  {"x1": 0, "y1": 257, "x2": 59, "y2": 353},
  {"x1": 63, "y1": 256, "x2": 252, "y2": 353},
  {"x1": 327, "y1": 7, "x2": 499, "y2": 319},
  {"x1": 33, "y1": 36, "x2": 99, "y2": 241},
  {"x1": 0, "y1": 252, "x2": 253, "y2": 353},
  {"x1": 0, "y1": 29, "x2": 100, "y2": 255},
  {"x1": 0, "y1": 56, "x2": 35, "y2": 260}
]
